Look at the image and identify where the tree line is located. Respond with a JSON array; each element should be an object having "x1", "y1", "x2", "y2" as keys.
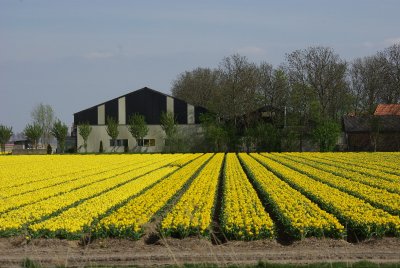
[
  {"x1": 1, "y1": 44, "x2": 399, "y2": 153},
  {"x1": 171, "y1": 44, "x2": 400, "y2": 152},
  {"x1": 0, "y1": 103, "x2": 69, "y2": 154}
]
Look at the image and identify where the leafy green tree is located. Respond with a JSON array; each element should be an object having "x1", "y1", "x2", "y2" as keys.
[
  {"x1": 24, "y1": 123, "x2": 43, "y2": 149},
  {"x1": 255, "y1": 122, "x2": 281, "y2": 152},
  {"x1": 200, "y1": 113, "x2": 228, "y2": 152},
  {"x1": 0, "y1": 124, "x2": 13, "y2": 153},
  {"x1": 312, "y1": 119, "x2": 340, "y2": 152},
  {"x1": 160, "y1": 112, "x2": 177, "y2": 151},
  {"x1": 106, "y1": 116, "x2": 119, "y2": 152},
  {"x1": 78, "y1": 123, "x2": 92, "y2": 153},
  {"x1": 128, "y1": 113, "x2": 149, "y2": 149},
  {"x1": 99, "y1": 140, "x2": 104, "y2": 153},
  {"x1": 51, "y1": 120, "x2": 68, "y2": 153}
]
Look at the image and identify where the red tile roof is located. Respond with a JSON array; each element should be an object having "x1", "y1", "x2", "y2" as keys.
[{"x1": 374, "y1": 104, "x2": 400, "y2": 116}]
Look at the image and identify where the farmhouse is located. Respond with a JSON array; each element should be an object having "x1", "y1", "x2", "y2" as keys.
[{"x1": 73, "y1": 87, "x2": 207, "y2": 152}]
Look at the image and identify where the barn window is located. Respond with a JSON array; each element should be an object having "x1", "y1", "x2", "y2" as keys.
[
  {"x1": 137, "y1": 139, "x2": 155, "y2": 147},
  {"x1": 110, "y1": 139, "x2": 128, "y2": 147}
]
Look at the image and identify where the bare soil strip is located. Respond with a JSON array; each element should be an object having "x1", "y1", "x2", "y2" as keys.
[{"x1": 0, "y1": 237, "x2": 399, "y2": 267}]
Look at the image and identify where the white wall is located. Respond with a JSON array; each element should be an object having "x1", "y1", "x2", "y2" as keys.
[
  {"x1": 97, "y1": 105, "x2": 105, "y2": 125},
  {"x1": 76, "y1": 124, "x2": 202, "y2": 153},
  {"x1": 118, "y1": 97, "x2": 126, "y2": 124},
  {"x1": 167, "y1": 96, "x2": 174, "y2": 114},
  {"x1": 187, "y1": 104, "x2": 195, "y2": 124}
]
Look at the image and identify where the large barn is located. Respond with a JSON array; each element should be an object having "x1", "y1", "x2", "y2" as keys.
[{"x1": 73, "y1": 87, "x2": 207, "y2": 152}]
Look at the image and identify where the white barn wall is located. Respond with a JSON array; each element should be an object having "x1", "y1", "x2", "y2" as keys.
[
  {"x1": 77, "y1": 124, "x2": 202, "y2": 153},
  {"x1": 97, "y1": 105, "x2": 105, "y2": 125},
  {"x1": 118, "y1": 97, "x2": 126, "y2": 124}
]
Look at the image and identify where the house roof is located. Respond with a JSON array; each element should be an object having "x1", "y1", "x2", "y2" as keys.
[
  {"x1": 374, "y1": 104, "x2": 400, "y2": 116},
  {"x1": 73, "y1": 87, "x2": 194, "y2": 115},
  {"x1": 343, "y1": 115, "x2": 400, "y2": 133}
]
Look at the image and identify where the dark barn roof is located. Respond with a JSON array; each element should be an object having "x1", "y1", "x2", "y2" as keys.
[
  {"x1": 343, "y1": 115, "x2": 400, "y2": 133},
  {"x1": 74, "y1": 87, "x2": 207, "y2": 125}
]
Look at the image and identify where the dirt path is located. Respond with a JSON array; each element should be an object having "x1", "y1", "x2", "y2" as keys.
[{"x1": 0, "y1": 237, "x2": 399, "y2": 267}]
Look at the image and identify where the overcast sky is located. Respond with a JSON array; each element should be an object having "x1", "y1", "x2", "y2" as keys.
[{"x1": 1, "y1": 0, "x2": 400, "y2": 132}]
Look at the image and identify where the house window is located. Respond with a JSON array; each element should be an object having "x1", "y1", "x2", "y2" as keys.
[
  {"x1": 137, "y1": 139, "x2": 156, "y2": 147},
  {"x1": 110, "y1": 139, "x2": 128, "y2": 147}
]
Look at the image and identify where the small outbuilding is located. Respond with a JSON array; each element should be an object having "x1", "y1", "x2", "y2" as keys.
[{"x1": 343, "y1": 115, "x2": 400, "y2": 151}]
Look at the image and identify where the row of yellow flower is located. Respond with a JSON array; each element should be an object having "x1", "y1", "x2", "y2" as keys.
[
  {"x1": 97, "y1": 153, "x2": 212, "y2": 238},
  {"x1": 160, "y1": 153, "x2": 224, "y2": 237},
  {"x1": 280, "y1": 153, "x2": 400, "y2": 195},
  {"x1": 221, "y1": 153, "x2": 275, "y2": 240},
  {"x1": 0, "y1": 155, "x2": 135, "y2": 189},
  {"x1": 0, "y1": 156, "x2": 147, "y2": 200},
  {"x1": 0, "y1": 154, "x2": 187, "y2": 236},
  {"x1": 0, "y1": 154, "x2": 177, "y2": 214},
  {"x1": 254, "y1": 153, "x2": 400, "y2": 237},
  {"x1": 30, "y1": 166, "x2": 179, "y2": 237},
  {"x1": 239, "y1": 153, "x2": 345, "y2": 239},
  {"x1": 266, "y1": 153, "x2": 400, "y2": 216},
  {"x1": 310, "y1": 153, "x2": 400, "y2": 180}
]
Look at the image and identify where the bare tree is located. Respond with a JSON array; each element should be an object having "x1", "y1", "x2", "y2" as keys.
[
  {"x1": 31, "y1": 103, "x2": 55, "y2": 146},
  {"x1": 217, "y1": 54, "x2": 260, "y2": 125},
  {"x1": 378, "y1": 43, "x2": 400, "y2": 104},
  {"x1": 285, "y1": 46, "x2": 348, "y2": 119},
  {"x1": 257, "y1": 62, "x2": 274, "y2": 106},
  {"x1": 171, "y1": 67, "x2": 219, "y2": 110},
  {"x1": 350, "y1": 56, "x2": 385, "y2": 114}
]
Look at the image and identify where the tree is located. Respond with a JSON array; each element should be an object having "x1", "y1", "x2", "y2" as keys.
[
  {"x1": 78, "y1": 123, "x2": 92, "y2": 153},
  {"x1": 199, "y1": 113, "x2": 228, "y2": 152},
  {"x1": 24, "y1": 123, "x2": 43, "y2": 149},
  {"x1": 253, "y1": 122, "x2": 281, "y2": 152},
  {"x1": 378, "y1": 43, "x2": 400, "y2": 104},
  {"x1": 31, "y1": 103, "x2": 55, "y2": 146},
  {"x1": 369, "y1": 116, "x2": 381, "y2": 152},
  {"x1": 160, "y1": 112, "x2": 177, "y2": 151},
  {"x1": 350, "y1": 56, "x2": 385, "y2": 114},
  {"x1": 217, "y1": 54, "x2": 260, "y2": 125},
  {"x1": 285, "y1": 46, "x2": 348, "y2": 119},
  {"x1": 0, "y1": 125, "x2": 13, "y2": 153},
  {"x1": 51, "y1": 120, "x2": 68, "y2": 153},
  {"x1": 99, "y1": 140, "x2": 104, "y2": 153},
  {"x1": 312, "y1": 119, "x2": 340, "y2": 152},
  {"x1": 257, "y1": 62, "x2": 274, "y2": 107},
  {"x1": 106, "y1": 116, "x2": 119, "y2": 152},
  {"x1": 171, "y1": 67, "x2": 219, "y2": 110},
  {"x1": 128, "y1": 113, "x2": 149, "y2": 149}
]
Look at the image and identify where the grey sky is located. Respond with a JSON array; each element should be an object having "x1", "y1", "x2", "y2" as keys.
[{"x1": 1, "y1": 0, "x2": 399, "y2": 132}]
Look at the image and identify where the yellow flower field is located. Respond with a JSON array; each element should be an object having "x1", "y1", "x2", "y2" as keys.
[{"x1": 0, "y1": 152, "x2": 399, "y2": 240}]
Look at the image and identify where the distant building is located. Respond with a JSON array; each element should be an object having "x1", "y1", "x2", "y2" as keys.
[
  {"x1": 73, "y1": 87, "x2": 207, "y2": 152},
  {"x1": 374, "y1": 104, "x2": 400, "y2": 116},
  {"x1": 343, "y1": 115, "x2": 400, "y2": 151}
]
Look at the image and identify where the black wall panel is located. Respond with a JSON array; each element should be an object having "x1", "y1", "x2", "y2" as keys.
[
  {"x1": 195, "y1": 106, "x2": 208, "y2": 124},
  {"x1": 105, "y1": 98, "x2": 118, "y2": 123},
  {"x1": 74, "y1": 106, "x2": 97, "y2": 125},
  {"x1": 125, "y1": 88, "x2": 167, "y2": 124},
  {"x1": 174, "y1": 98, "x2": 187, "y2": 124}
]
